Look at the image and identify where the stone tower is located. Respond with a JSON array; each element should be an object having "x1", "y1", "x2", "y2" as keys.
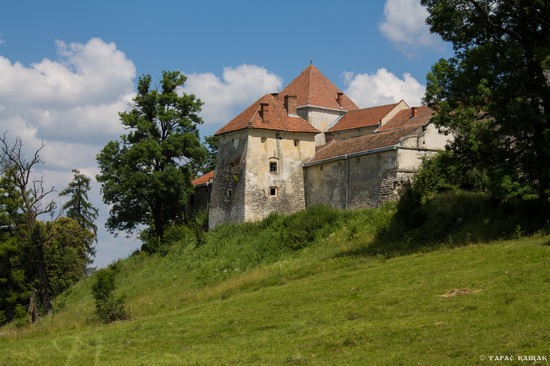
[{"x1": 208, "y1": 93, "x2": 319, "y2": 228}]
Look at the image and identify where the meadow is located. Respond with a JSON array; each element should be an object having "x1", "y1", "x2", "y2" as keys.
[{"x1": 1, "y1": 201, "x2": 549, "y2": 365}]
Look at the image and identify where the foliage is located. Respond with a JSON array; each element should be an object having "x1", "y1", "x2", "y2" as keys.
[
  {"x1": 200, "y1": 134, "x2": 219, "y2": 174},
  {"x1": 13, "y1": 304, "x2": 28, "y2": 327},
  {"x1": 421, "y1": 0, "x2": 550, "y2": 202},
  {"x1": 59, "y1": 169, "x2": 98, "y2": 259},
  {"x1": 0, "y1": 135, "x2": 92, "y2": 324},
  {"x1": 96, "y1": 71, "x2": 207, "y2": 242},
  {"x1": 44, "y1": 217, "x2": 93, "y2": 296},
  {"x1": 91, "y1": 268, "x2": 129, "y2": 324},
  {"x1": 0, "y1": 133, "x2": 56, "y2": 315}
]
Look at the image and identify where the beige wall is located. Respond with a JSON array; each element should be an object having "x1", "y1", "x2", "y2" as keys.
[
  {"x1": 244, "y1": 129, "x2": 316, "y2": 222},
  {"x1": 298, "y1": 106, "x2": 345, "y2": 145}
]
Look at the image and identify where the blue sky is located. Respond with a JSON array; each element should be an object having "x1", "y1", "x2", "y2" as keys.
[{"x1": 0, "y1": 0, "x2": 449, "y2": 267}]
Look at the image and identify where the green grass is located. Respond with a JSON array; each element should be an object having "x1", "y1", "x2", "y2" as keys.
[{"x1": 2, "y1": 203, "x2": 550, "y2": 365}]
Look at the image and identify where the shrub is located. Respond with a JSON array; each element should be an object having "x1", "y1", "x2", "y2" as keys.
[
  {"x1": 91, "y1": 269, "x2": 130, "y2": 323},
  {"x1": 14, "y1": 304, "x2": 28, "y2": 328}
]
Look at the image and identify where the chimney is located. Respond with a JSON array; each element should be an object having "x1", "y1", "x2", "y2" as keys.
[
  {"x1": 260, "y1": 102, "x2": 269, "y2": 122},
  {"x1": 411, "y1": 107, "x2": 418, "y2": 118},
  {"x1": 336, "y1": 92, "x2": 344, "y2": 106},
  {"x1": 284, "y1": 95, "x2": 297, "y2": 116}
]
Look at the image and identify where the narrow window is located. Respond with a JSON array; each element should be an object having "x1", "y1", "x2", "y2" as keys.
[
  {"x1": 269, "y1": 187, "x2": 278, "y2": 196},
  {"x1": 269, "y1": 161, "x2": 278, "y2": 173},
  {"x1": 226, "y1": 188, "x2": 232, "y2": 200}
]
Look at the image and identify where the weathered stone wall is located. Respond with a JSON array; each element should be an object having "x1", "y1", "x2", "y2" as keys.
[
  {"x1": 243, "y1": 129, "x2": 316, "y2": 222},
  {"x1": 304, "y1": 149, "x2": 400, "y2": 210},
  {"x1": 208, "y1": 130, "x2": 248, "y2": 228}
]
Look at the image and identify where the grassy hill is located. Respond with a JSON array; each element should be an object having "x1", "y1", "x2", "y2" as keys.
[{"x1": 1, "y1": 200, "x2": 550, "y2": 365}]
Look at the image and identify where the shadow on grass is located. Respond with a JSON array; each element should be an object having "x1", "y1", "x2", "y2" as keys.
[{"x1": 338, "y1": 191, "x2": 550, "y2": 259}]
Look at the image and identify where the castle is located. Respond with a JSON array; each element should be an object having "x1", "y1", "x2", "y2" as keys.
[{"x1": 190, "y1": 65, "x2": 451, "y2": 228}]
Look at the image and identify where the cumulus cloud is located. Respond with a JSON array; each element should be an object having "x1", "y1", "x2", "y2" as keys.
[
  {"x1": 343, "y1": 68, "x2": 425, "y2": 107},
  {"x1": 181, "y1": 64, "x2": 283, "y2": 134},
  {"x1": 0, "y1": 38, "x2": 137, "y2": 267},
  {"x1": 0, "y1": 38, "x2": 135, "y2": 162},
  {"x1": 379, "y1": 0, "x2": 443, "y2": 56}
]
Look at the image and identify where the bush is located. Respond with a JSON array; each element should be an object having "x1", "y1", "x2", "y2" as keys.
[
  {"x1": 91, "y1": 269, "x2": 130, "y2": 323},
  {"x1": 14, "y1": 304, "x2": 28, "y2": 328}
]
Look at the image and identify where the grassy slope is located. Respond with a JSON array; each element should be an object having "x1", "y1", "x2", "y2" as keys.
[{"x1": 1, "y1": 204, "x2": 550, "y2": 365}]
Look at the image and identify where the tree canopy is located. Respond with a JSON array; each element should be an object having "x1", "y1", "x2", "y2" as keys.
[
  {"x1": 96, "y1": 71, "x2": 207, "y2": 242},
  {"x1": 59, "y1": 169, "x2": 98, "y2": 259},
  {"x1": 422, "y1": 0, "x2": 550, "y2": 201}
]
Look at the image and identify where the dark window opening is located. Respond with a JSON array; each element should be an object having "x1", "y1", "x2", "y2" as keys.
[
  {"x1": 226, "y1": 188, "x2": 232, "y2": 200},
  {"x1": 269, "y1": 161, "x2": 278, "y2": 173},
  {"x1": 269, "y1": 187, "x2": 278, "y2": 196}
]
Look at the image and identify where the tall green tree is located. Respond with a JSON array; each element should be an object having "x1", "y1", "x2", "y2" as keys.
[
  {"x1": 0, "y1": 177, "x2": 27, "y2": 323},
  {"x1": 59, "y1": 169, "x2": 98, "y2": 259},
  {"x1": 96, "y1": 71, "x2": 207, "y2": 242},
  {"x1": 0, "y1": 133, "x2": 56, "y2": 314},
  {"x1": 422, "y1": 0, "x2": 550, "y2": 201}
]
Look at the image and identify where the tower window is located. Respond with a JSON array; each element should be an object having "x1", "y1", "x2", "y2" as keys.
[
  {"x1": 269, "y1": 161, "x2": 278, "y2": 173},
  {"x1": 269, "y1": 187, "x2": 278, "y2": 196},
  {"x1": 226, "y1": 188, "x2": 232, "y2": 200}
]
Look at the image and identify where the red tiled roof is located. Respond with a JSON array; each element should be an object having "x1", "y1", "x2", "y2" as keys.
[
  {"x1": 310, "y1": 125, "x2": 422, "y2": 163},
  {"x1": 278, "y1": 65, "x2": 358, "y2": 111},
  {"x1": 327, "y1": 102, "x2": 399, "y2": 132},
  {"x1": 192, "y1": 170, "x2": 215, "y2": 186},
  {"x1": 377, "y1": 106, "x2": 434, "y2": 132},
  {"x1": 215, "y1": 94, "x2": 320, "y2": 135}
]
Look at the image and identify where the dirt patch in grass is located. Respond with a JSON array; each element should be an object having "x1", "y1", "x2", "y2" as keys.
[{"x1": 439, "y1": 288, "x2": 481, "y2": 298}]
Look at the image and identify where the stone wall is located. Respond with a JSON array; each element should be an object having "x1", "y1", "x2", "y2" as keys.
[
  {"x1": 243, "y1": 129, "x2": 316, "y2": 222},
  {"x1": 208, "y1": 130, "x2": 248, "y2": 228},
  {"x1": 304, "y1": 149, "x2": 400, "y2": 210}
]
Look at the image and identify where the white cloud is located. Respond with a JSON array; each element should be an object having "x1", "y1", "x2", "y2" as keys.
[
  {"x1": 379, "y1": 0, "x2": 443, "y2": 56},
  {"x1": 0, "y1": 38, "x2": 138, "y2": 268},
  {"x1": 181, "y1": 64, "x2": 283, "y2": 134},
  {"x1": 343, "y1": 68, "x2": 425, "y2": 107}
]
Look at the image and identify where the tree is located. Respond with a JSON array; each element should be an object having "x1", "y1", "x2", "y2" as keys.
[
  {"x1": 0, "y1": 176, "x2": 27, "y2": 323},
  {"x1": 59, "y1": 169, "x2": 98, "y2": 259},
  {"x1": 96, "y1": 71, "x2": 207, "y2": 242},
  {"x1": 0, "y1": 133, "x2": 56, "y2": 314},
  {"x1": 421, "y1": 0, "x2": 550, "y2": 201},
  {"x1": 44, "y1": 217, "x2": 93, "y2": 297},
  {"x1": 200, "y1": 134, "x2": 219, "y2": 174}
]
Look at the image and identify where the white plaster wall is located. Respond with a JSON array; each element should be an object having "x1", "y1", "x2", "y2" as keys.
[
  {"x1": 298, "y1": 107, "x2": 345, "y2": 146},
  {"x1": 243, "y1": 129, "x2": 316, "y2": 222}
]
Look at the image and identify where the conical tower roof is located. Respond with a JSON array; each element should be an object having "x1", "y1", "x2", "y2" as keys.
[{"x1": 278, "y1": 64, "x2": 358, "y2": 111}]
